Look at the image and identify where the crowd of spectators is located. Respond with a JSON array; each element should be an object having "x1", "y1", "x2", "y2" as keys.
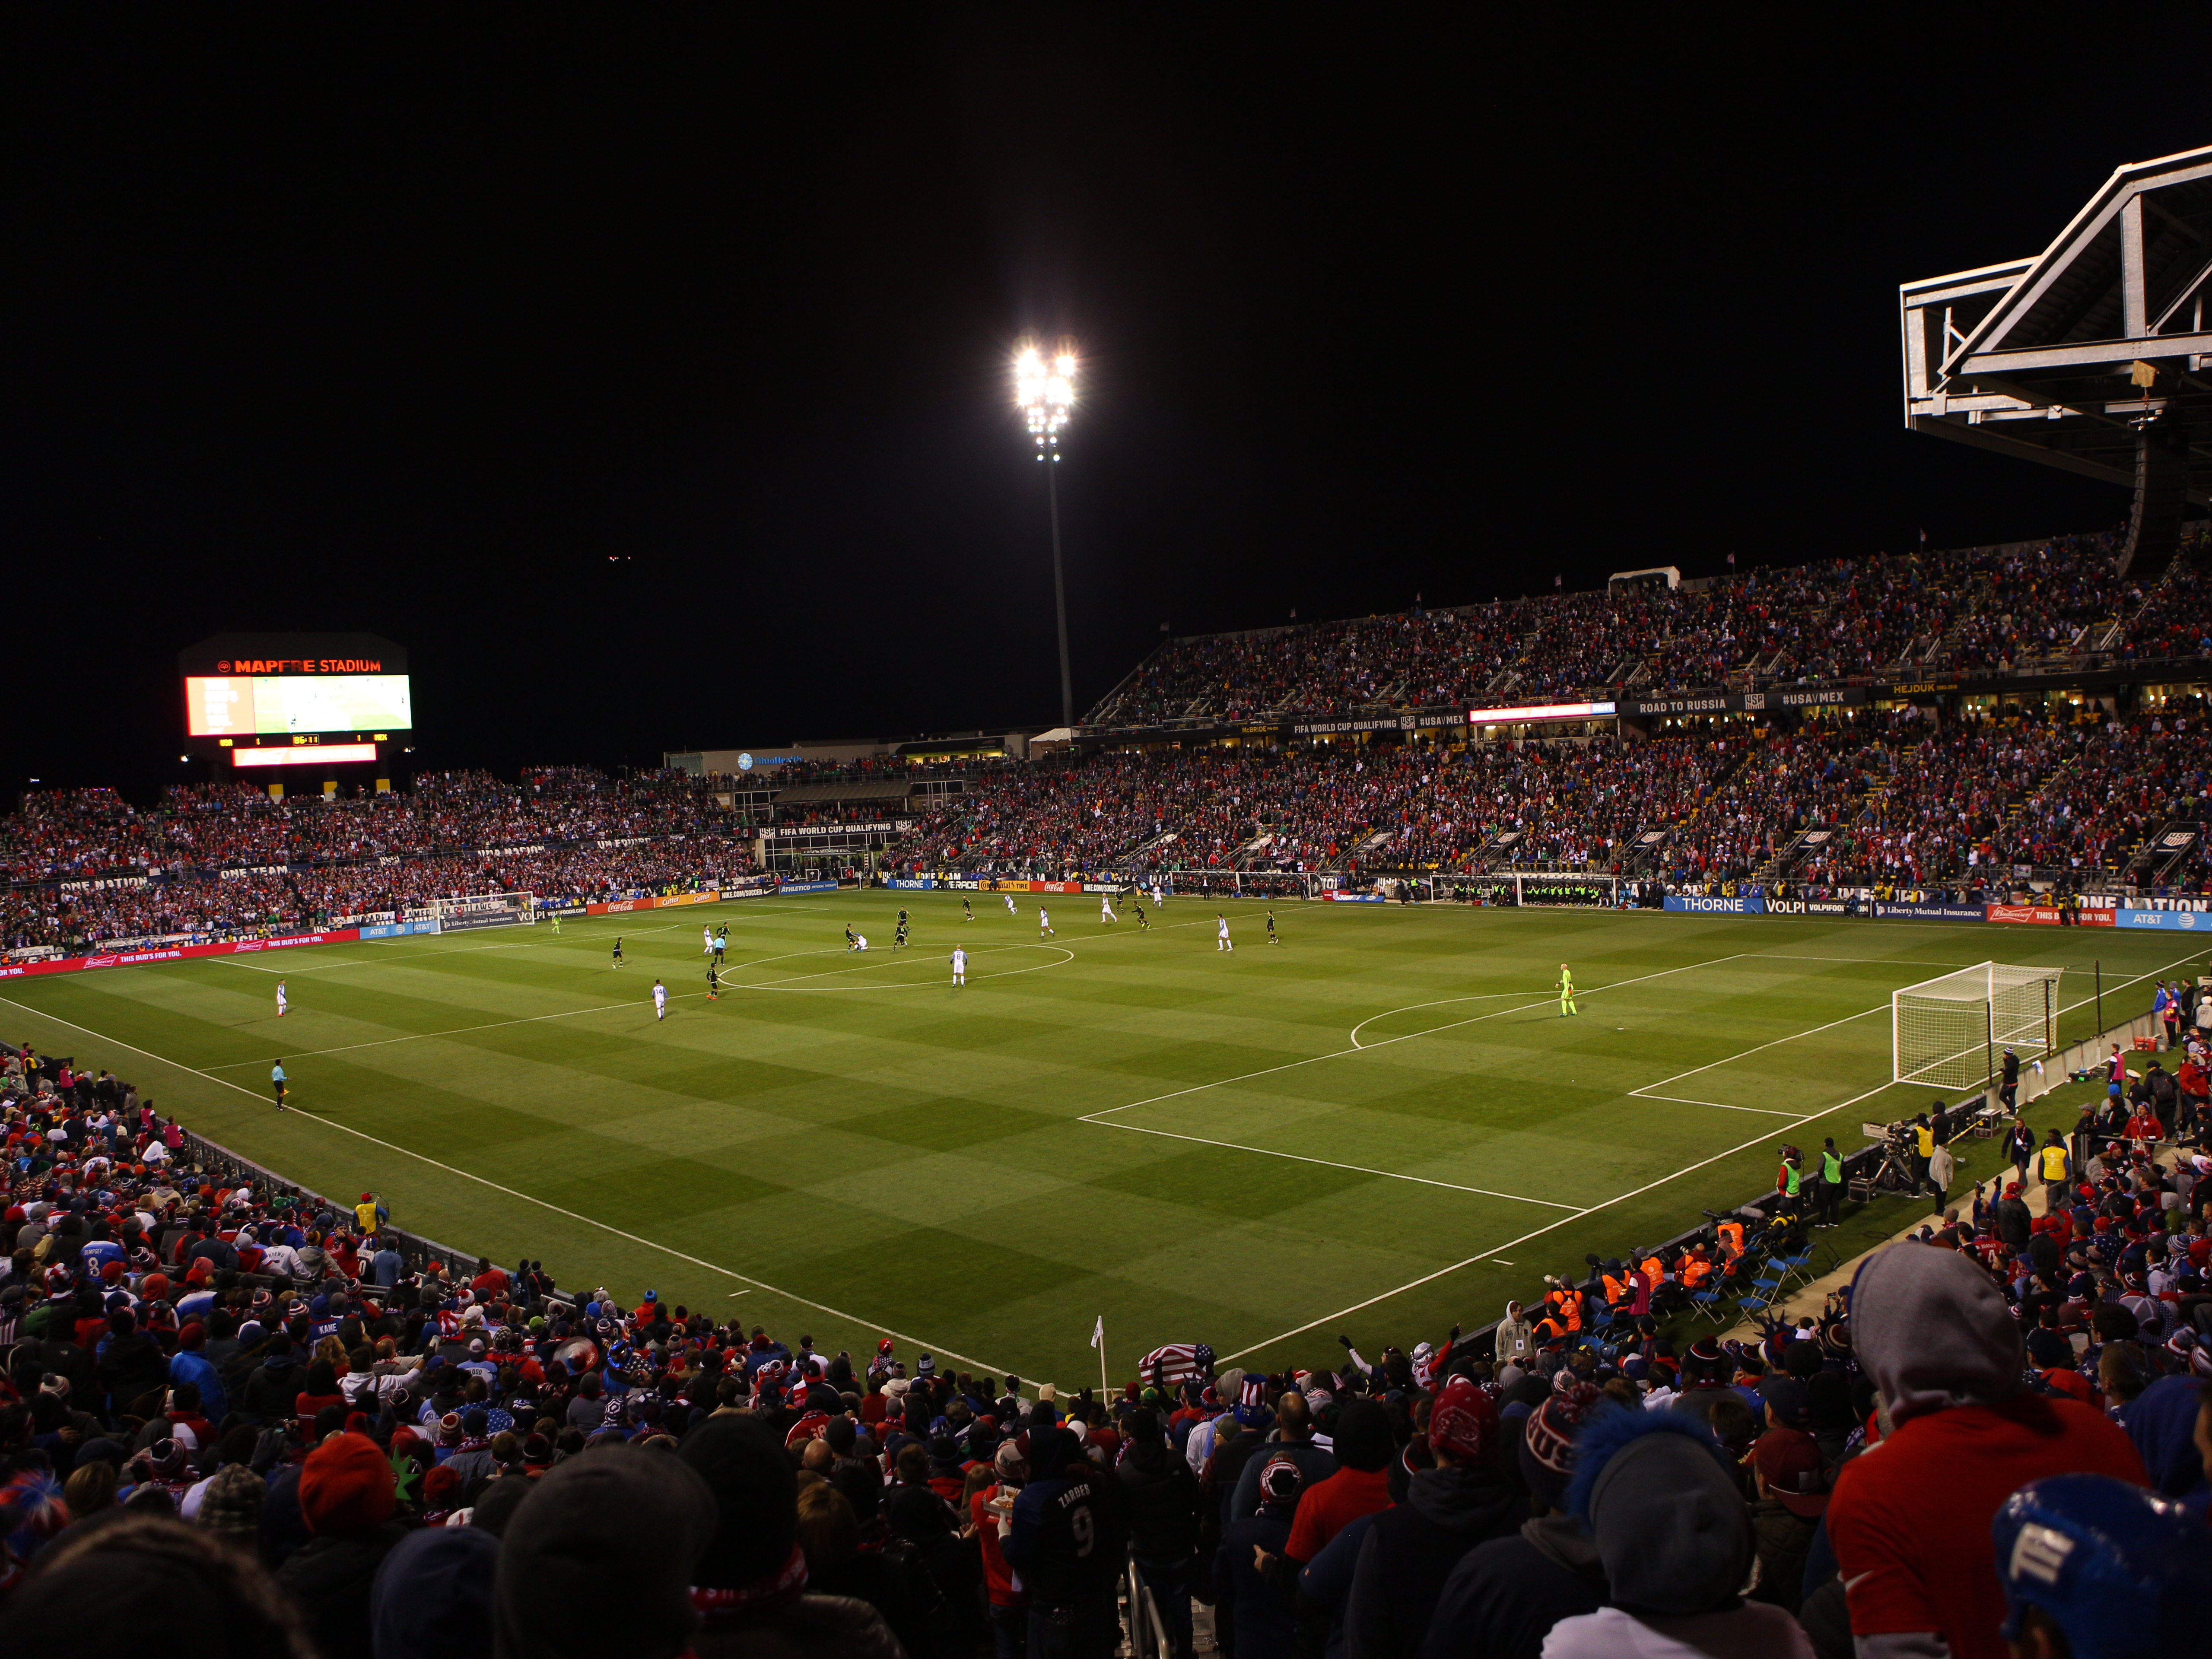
[
  {"x1": 3, "y1": 1031, "x2": 2211, "y2": 1657},
  {"x1": 14, "y1": 692, "x2": 2212, "y2": 958},
  {"x1": 1086, "y1": 529, "x2": 2210, "y2": 730},
  {"x1": 0, "y1": 770, "x2": 757, "y2": 955},
  {"x1": 901, "y1": 701, "x2": 2212, "y2": 894}
]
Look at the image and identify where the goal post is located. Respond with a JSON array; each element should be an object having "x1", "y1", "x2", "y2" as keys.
[
  {"x1": 423, "y1": 890, "x2": 538, "y2": 931},
  {"x1": 1892, "y1": 962, "x2": 2061, "y2": 1093}
]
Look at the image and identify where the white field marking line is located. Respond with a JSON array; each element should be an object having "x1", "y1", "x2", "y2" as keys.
[
  {"x1": 1079, "y1": 954, "x2": 1758, "y2": 1204},
  {"x1": 1090, "y1": 1119, "x2": 1580, "y2": 1208},
  {"x1": 1215, "y1": 944, "x2": 2212, "y2": 1363},
  {"x1": 1626, "y1": 1002, "x2": 1891, "y2": 1096},
  {"x1": 1740, "y1": 953, "x2": 1982, "y2": 966},
  {"x1": 0, "y1": 992, "x2": 1044, "y2": 1390},
  {"x1": 1345, "y1": 953, "x2": 1764, "y2": 1049},
  {"x1": 1633, "y1": 1093, "x2": 1802, "y2": 1118},
  {"x1": 728, "y1": 945, "x2": 1074, "y2": 993},
  {"x1": 1213, "y1": 1071, "x2": 1905, "y2": 1365}
]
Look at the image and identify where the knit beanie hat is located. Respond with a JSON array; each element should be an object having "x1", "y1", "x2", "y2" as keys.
[
  {"x1": 1331, "y1": 1398, "x2": 1392, "y2": 1472},
  {"x1": 194, "y1": 1464, "x2": 266, "y2": 1542},
  {"x1": 1569, "y1": 1411, "x2": 1753, "y2": 1616},
  {"x1": 1518, "y1": 1381, "x2": 1605, "y2": 1510},
  {"x1": 494, "y1": 1445, "x2": 715, "y2": 1659},
  {"x1": 1427, "y1": 1377, "x2": 1498, "y2": 1464},
  {"x1": 676, "y1": 1414, "x2": 801, "y2": 1590},
  {"x1": 372, "y1": 1524, "x2": 499, "y2": 1659},
  {"x1": 299, "y1": 1431, "x2": 396, "y2": 1536}
]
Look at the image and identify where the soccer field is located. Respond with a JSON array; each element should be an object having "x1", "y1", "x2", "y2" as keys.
[{"x1": 1, "y1": 895, "x2": 2193, "y2": 1387}]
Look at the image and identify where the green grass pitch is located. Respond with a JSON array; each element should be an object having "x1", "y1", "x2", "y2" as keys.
[{"x1": 0, "y1": 894, "x2": 2194, "y2": 1389}]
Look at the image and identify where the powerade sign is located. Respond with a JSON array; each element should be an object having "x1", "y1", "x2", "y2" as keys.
[
  {"x1": 1872, "y1": 903, "x2": 1988, "y2": 922},
  {"x1": 1663, "y1": 894, "x2": 1765, "y2": 915},
  {"x1": 2116, "y1": 908, "x2": 2212, "y2": 931},
  {"x1": 358, "y1": 919, "x2": 441, "y2": 940}
]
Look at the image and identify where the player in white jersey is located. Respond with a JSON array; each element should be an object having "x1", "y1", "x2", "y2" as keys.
[
  {"x1": 1004, "y1": 892, "x2": 1018, "y2": 916},
  {"x1": 652, "y1": 979, "x2": 668, "y2": 1020},
  {"x1": 703, "y1": 927, "x2": 715, "y2": 955},
  {"x1": 275, "y1": 979, "x2": 288, "y2": 1017},
  {"x1": 950, "y1": 947, "x2": 967, "y2": 987},
  {"x1": 1037, "y1": 907, "x2": 1054, "y2": 937},
  {"x1": 1100, "y1": 894, "x2": 1118, "y2": 923},
  {"x1": 1216, "y1": 913, "x2": 1232, "y2": 952},
  {"x1": 852, "y1": 934, "x2": 869, "y2": 952},
  {"x1": 1151, "y1": 882, "x2": 1164, "y2": 908}
]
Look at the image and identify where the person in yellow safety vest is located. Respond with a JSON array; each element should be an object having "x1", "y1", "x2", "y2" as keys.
[
  {"x1": 2036, "y1": 1130, "x2": 2071, "y2": 1192},
  {"x1": 1776, "y1": 1147, "x2": 1804, "y2": 1218},
  {"x1": 1814, "y1": 1138, "x2": 1845, "y2": 1228}
]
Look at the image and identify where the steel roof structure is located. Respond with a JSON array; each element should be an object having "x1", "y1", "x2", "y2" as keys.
[{"x1": 1901, "y1": 145, "x2": 2212, "y2": 567}]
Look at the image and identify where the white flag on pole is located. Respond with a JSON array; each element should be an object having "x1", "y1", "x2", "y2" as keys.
[{"x1": 1090, "y1": 1316, "x2": 1105, "y2": 1349}]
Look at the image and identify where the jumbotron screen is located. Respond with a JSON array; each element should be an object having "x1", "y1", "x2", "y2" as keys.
[{"x1": 186, "y1": 673, "x2": 413, "y2": 737}]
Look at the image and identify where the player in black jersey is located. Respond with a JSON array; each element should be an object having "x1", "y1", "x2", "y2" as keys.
[
  {"x1": 962, "y1": 896, "x2": 975, "y2": 922},
  {"x1": 894, "y1": 919, "x2": 910, "y2": 950},
  {"x1": 611, "y1": 936, "x2": 624, "y2": 968},
  {"x1": 1132, "y1": 901, "x2": 1150, "y2": 930},
  {"x1": 706, "y1": 962, "x2": 722, "y2": 1001}
]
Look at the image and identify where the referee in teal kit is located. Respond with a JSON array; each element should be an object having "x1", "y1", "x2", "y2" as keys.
[{"x1": 271, "y1": 1060, "x2": 289, "y2": 1112}]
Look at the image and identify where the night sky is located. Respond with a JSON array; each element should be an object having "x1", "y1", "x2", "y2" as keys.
[{"x1": 9, "y1": 16, "x2": 2211, "y2": 795}]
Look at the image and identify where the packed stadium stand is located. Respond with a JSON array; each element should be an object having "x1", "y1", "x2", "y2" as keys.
[
  {"x1": 10, "y1": 529, "x2": 2212, "y2": 962},
  {"x1": 6, "y1": 528, "x2": 2212, "y2": 1651},
  {"x1": 2, "y1": 1033, "x2": 2207, "y2": 1654}
]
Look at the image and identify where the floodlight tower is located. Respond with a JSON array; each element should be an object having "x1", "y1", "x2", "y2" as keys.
[{"x1": 1015, "y1": 344, "x2": 1077, "y2": 729}]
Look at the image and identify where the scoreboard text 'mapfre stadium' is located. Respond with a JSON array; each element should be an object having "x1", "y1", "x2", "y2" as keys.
[{"x1": 178, "y1": 633, "x2": 410, "y2": 769}]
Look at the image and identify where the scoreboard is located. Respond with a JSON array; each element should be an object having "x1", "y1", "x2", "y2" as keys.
[{"x1": 178, "y1": 633, "x2": 410, "y2": 770}]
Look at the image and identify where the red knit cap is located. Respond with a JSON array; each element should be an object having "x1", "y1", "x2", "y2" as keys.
[
  {"x1": 299, "y1": 1431, "x2": 396, "y2": 1536},
  {"x1": 1428, "y1": 1376, "x2": 1498, "y2": 1463}
]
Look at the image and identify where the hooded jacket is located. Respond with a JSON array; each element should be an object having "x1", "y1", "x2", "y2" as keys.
[
  {"x1": 1542, "y1": 1411, "x2": 1813, "y2": 1658},
  {"x1": 1117, "y1": 1435, "x2": 1202, "y2": 1566},
  {"x1": 2126, "y1": 1373, "x2": 2212, "y2": 1515},
  {"x1": 1417, "y1": 1514, "x2": 1607, "y2": 1659},
  {"x1": 1344, "y1": 1462, "x2": 1522, "y2": 1659},
  {"x1": 1214, "y1": 1494, "x2": 1300, "y2": 1659},
  {"x1": 1494, "y1": 1302, "x2": 1534, "y2": 1365}
]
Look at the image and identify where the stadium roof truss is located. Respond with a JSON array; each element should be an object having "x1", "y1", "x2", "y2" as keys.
[{"x1": 1901, "y1": 145, "x2": 2212, "y2": 516}]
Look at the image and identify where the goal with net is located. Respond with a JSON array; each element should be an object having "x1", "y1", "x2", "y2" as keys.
[
  {"x1": 411, "y1": 891, "x2": 538, "y2": 932},
  {"x1": 1892, "y1": 962, "x2": 2063, "y2": 1093}
]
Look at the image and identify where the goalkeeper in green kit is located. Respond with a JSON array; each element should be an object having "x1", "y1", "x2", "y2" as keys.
[{"x1": 1557, "y1": 962, "x2": 1578, "y2": 1017}]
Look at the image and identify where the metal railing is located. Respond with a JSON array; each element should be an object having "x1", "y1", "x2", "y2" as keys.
[{"x1": 173, "y1": 1123, "x2": 502, "y2": 1291}]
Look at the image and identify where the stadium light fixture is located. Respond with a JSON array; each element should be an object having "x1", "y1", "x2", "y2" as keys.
[
  {"x1": 1013, "y1": 340, "x2": 1078, "y2": 728},
  {"x1": 1015, "y1": 343, "x2": 1075, "y2": 459}
]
